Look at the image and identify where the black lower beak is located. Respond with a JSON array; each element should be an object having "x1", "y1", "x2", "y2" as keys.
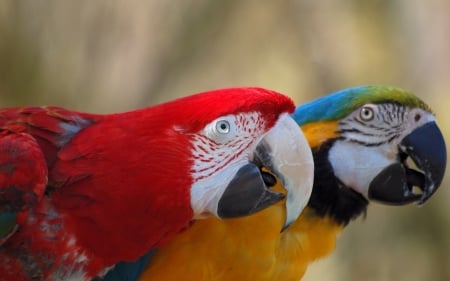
[
  {"x1": 217, "y1": 163, "x2": 285, "y2": 218},
  {"x1": 368, "y1": 122, "x2": 447, "y2": 205}
]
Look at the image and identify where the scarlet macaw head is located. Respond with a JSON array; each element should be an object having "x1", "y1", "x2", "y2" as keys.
[{"x1": 151, "y1": 87, "x2": 314, "y2": 229}]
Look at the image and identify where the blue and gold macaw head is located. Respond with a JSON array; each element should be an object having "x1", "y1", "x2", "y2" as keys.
[{"x1": 292, "y1": 85, "x2": 446, "y2": 218}]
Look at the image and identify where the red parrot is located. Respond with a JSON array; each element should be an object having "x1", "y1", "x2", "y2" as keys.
[{"x1": 0, "y1": 87, "x2": 314, "y2": 281}]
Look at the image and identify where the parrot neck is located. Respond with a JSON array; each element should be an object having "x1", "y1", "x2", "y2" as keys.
[
  {"x1": 307, "y1": 140, "x2": 369, "y2": 226},
  {"x1": 47, "y1": 110, "x2": 196, "y2": 274}
]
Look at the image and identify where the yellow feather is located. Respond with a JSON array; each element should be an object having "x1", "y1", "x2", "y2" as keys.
[
  {"x1": 139, "y1": 178, "x2": 343, "y2": 281},
  {"x1": 302, "y1": 121, "x2": 339, "y2": 148}
]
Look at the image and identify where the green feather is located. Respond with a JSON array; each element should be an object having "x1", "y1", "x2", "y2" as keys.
[
  {"x1": 0, "y1": 212, "x2": 17, "y2": 239},
  {"x1": 292, "y1": 85, "x2": 432, "y2": 125}
]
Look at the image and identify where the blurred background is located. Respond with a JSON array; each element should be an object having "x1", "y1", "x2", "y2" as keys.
[{"x1": 0, "y1": 1, "x2": 448, "y2": 280}]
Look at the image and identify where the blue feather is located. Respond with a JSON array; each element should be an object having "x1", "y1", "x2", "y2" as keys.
[
  {"x1": 98, "y1": 250, "x2": 155, "y2": 281},
  {"x1": 292, "y1": 85, "x2": 428, "y2": 126},
  {"x1": 0, "y1": 212, "x2": 17, "y2": 240},
  {"x1": 292, "y1": 85, "x2": 370, "y2": 125}
]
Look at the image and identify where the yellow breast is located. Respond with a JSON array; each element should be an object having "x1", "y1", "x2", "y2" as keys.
[{"x1": 139, "y1": 182, "x2": 343, "y2": 281}]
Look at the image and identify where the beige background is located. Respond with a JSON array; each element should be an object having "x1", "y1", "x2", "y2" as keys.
[{"x1": 0, "y1": 1, "x2": 448, "y2": 280}]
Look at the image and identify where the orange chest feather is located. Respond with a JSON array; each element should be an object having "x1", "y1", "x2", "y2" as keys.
[{"x1": 139, "y1": 201, "x2": 343, "y2": 281}]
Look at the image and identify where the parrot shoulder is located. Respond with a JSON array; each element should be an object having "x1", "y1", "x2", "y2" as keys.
[
  {"x1": 0, "y1": 106, "x2": 100, "y2": 189},
  {"x1": 0, "y1": 106, "x2": 95, "y2": 167},
  {"x1": 0, "y1": 126, "x2": 48, "y2": 244}
]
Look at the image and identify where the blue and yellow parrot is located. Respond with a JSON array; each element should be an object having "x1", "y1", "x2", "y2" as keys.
[{"x1": 102, "y1": 85, "x2": 447, "y2": 281}]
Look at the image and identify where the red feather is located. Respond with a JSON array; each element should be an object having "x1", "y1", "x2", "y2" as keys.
[{"x1": 0, "y1": 87, "x2": 295, "y2": 280}]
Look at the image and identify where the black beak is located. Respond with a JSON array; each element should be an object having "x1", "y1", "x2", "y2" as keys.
[
  {"x1": 217, "y1": 163, "x2": 285, "y2": 218},
  {"x1": 215, "y1": 113, "x2": 314, "y2": 228},
  {"x1": 368, "y1": 122, "x2": 447, "y2": 205}
]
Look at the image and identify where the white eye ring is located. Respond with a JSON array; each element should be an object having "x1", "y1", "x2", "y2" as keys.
[
  {"x1": 215, "y1": 120, "x2": 231, "y2": 134},
  {"x1": 360, "y1": 106, "x2": 375, "y2": 121},
  {"x1": 205, "y1": 116, "x2": 236, "y2": 142}
]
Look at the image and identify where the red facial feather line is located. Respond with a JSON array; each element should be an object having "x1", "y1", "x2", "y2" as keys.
[
  {"x1": 190, "y1": 142, "x2": 251, "y2": 181},
  {"x1": 190, "y1": 112, "x2": 265, "y2": 181}
]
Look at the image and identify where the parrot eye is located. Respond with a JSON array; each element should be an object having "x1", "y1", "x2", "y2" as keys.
[
  {"x1": 359, "y1": 106, "x2": 375, "y2": 121},
  {"x1": 203, "y1": 115, "x2": 239, "y2": 143},
  {"x1": 216, "y1": 120, "x2": 231, "y2": 134}
]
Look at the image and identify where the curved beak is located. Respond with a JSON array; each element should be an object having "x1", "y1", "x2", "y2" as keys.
[
  {"x1": 218, "y1": 114, "x2": 314, "y2": 230},
  {"x1": 217, "y1": 163, "x2": 285, "y2": 218},
  {"x1": 368, "y1": 122, "x2": 447, "y2": 205}
]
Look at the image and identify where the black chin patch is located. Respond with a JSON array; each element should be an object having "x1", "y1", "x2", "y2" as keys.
[{"x1": 308, "y1": 140, "x2": 369, "y2": 226}]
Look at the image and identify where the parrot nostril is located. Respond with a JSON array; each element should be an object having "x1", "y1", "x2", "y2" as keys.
[
  {"x1": 261, "y1": 171, "x2": 277, "y2": 188},
  {"x1": 414, "y1": 113, "x2": 421, "y2": 122}
]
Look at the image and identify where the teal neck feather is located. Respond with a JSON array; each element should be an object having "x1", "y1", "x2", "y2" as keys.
[{"x1": 0, "y1": 212, "x2": 17, "y2": 239}]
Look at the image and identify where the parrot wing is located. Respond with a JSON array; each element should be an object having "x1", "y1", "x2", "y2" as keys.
[
  {"x1": 0, "y1": 106, "x2": 94, "y2": 184},
  {"x1": 0, "y1": 126, "x2": 47, "y2": 245},
  {"x1": 0, "y1": 106, "x2": 95, "y2": 247}
]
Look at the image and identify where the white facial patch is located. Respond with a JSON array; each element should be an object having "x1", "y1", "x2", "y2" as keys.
[
  {"x1": 328, "y1": 141, "x2": 395, "y2": 197},
  {"x1": 189, "y1": 112, "x2": 266, "y2": 218},
  {"x1": 329, "y1": 104, "x2": 436, "y2": 199}
]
